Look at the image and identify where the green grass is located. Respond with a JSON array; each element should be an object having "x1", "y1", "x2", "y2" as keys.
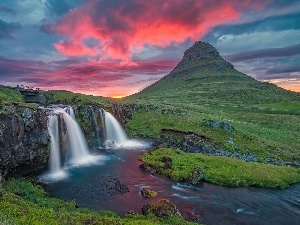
[
  {"x1": 140, "y1": 148, "x2": 300, "y2": 188},
  {"x1": 125, "y1": 105, "x2": 300, "y2": 162},
  {"x1": 0, "y1": 86, "x2": 23, "y2": 103},
  {"x1": 0, "y1": 178, "x2": 197, "y2": 225},
  {"x1": 44, "y1": 90, "x2": 112, "y2": 108}
]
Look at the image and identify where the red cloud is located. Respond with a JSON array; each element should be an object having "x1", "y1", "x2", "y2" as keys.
[
  {"x1": 0, "y1": 56, "x2": 177, "y2": 97},
  {"x1": 50, "y1": 0, "x2": 271, "y2": 60}
]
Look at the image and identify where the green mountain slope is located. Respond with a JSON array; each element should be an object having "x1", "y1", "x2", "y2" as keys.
[
  {"x1": 129, "y1": 41, "x2": 300, "y2": 105},
  {"x1": 125, "y1": 41, "x2": 300, "y2": 164}
]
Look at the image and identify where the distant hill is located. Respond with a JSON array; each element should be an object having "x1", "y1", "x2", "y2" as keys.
[{"x1": 128, "y1": 41, "x2": 300, "y2": 105}]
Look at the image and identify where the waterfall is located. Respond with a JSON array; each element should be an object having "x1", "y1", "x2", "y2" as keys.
[
  {"x1": 99, "y1": 109, "x2": 107, "y2": 141},
  {"x1": 103, "y1": 110, "x2": 128, "y2": 146},
  {"x1": 64, "y1": 106, "x2": 75, "y2": 119},
  {"x1": 60, "y1": 110, "x2": 92, "y2": 165},
  {"x1": 48, "y1": 115, "x2": 61, "y2": 173},
  {"x1": 69, "y1": 107, "x2": 75, "y2": 119}
]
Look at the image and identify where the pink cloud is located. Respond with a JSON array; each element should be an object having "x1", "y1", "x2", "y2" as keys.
[
  {"x1": 0, "y1": 56, "x2": 177, "y2": 97},
  {"x1": 50, "y1": 0, "x2": 271, "y2": 60}
]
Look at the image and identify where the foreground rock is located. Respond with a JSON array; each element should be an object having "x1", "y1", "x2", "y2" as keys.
[
  {"x1": 0, "y1": 104, "x2": 49, "y2": 177},
  {"x1": 142, "y1": 199, "x2": 180, "y2": 217}
]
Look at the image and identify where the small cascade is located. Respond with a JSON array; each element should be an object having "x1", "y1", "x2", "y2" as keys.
[
  {"x1": 64, "y1": 106, "x2": 75, "y2": 119},
  {"x1": 47, "y1": 115, "x2": 61, "y2": 173},
  {"x1": 103, "y1": 110, "x2": 128, "y2": 146},
  {"x1": 69, "y1": 107, "x2": 75, "y2": 119}
]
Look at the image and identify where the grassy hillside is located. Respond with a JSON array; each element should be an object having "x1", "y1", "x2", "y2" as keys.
[
  {"x1": 125, "y1": 42, "x2": 300, "y2": 164},
  {"x1": 128, "y1": 42, "x2": 299, "y2": 106}
]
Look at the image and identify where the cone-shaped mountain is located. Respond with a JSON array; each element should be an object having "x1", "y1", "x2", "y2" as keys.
[{"x1": 131, "y1": 41, "x2": 300, "y2": 105}]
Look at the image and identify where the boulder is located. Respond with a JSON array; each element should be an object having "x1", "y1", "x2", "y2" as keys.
[
  {"x1": 142, "y1": 199, "x2": 180, "y2": 217},
  {"x1": 141, "y1": 188, "x2": 157, "y2": 198}
]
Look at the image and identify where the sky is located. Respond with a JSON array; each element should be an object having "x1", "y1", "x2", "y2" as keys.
[{"x1": 0, "y1": 0, "x2": 299, "y2": 98}]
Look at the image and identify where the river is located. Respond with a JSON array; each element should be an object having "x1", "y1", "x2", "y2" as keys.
[{"x1": 41, "y1": 148, "x2": 300, "y2": 225}]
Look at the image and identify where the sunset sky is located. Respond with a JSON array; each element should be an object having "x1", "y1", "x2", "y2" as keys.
[{"x1": 0, "y1": 0, "x2": 299, "y2": 97}]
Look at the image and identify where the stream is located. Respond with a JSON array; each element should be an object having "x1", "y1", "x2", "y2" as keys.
[{"x1": 41, "y1": 148, "x2": 300, "y2": 225}]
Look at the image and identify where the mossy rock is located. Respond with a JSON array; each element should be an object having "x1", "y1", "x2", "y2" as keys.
[
  {"x1": 141, "y1": 188, "x2": 158, "y2": 198},
  {"x1": 142, "y1": 199, "x2": 180, "y2": 217}
]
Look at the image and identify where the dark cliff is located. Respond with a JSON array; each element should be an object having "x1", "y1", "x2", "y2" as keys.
[{"x1": 0, "y1": 105, "x2": 50, "y2": 177}]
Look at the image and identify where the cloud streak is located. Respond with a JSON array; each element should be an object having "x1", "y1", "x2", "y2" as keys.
[{"x1": 225, "y1": 44, "x2": 300, "y2": 62}]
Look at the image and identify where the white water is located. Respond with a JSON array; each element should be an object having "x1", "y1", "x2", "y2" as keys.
[
  {"x1": 40, "y1": 114, "x2": 67, "y2": 182},
  {"x1": 64, "y1": 106, "x2": 75, "y2": 119},
  {"x1": 102, "y1": 110, "x2": 149, "y2": 149},
  {"x1": 104, "y1": 111, "x2": 128, "y2": 145},
  {"x1": 69, "y1": 107, "x2": 75, "y2": 119},
  {"x1": 48, "y1": 115, "x2": 61, "y2": 173},
  {"x1": 60, "y1": 111, "x2": 95, "y2": 165}
]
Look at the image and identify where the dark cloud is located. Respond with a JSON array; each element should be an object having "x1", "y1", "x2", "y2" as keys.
[
  {"x1": 0, "y1": 19, "x2": 21, "y2": 39},
  {"x1": 264, "y1": 66, "x2": 300, "y2": 76},
  {"x1": 224, "y1": 44, "x2": 300, "y2": 62},
  {"x1": 203, "y1": 13, "x2": 300, "y2": 43},
  {"x1": 0, "y1": 5, "x2": 16, "y2": 15}
]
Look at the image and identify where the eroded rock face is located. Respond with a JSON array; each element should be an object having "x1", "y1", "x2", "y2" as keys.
[{"x1": 0, "y1": 105, "x2": 50, "y2": 176}]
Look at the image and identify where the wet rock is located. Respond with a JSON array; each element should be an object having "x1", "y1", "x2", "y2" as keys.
[
  {"x1": 141, "y1": 188, "x2": 158, "y2": 198},
  {"x1": 0, "y1": 105, "x2": 50, "y2": 176},
  {"x1": 142, "y1": 199, "x2": 180, "y2": 217},
  {"x1": 189, "y1": 166, "x2": 204, "y2": 185}
]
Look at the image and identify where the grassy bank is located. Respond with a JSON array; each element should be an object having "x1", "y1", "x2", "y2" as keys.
[
  {"x1": 125, "y1": 102, "x2": 300, "y2": 162},
  {"x1": 0, "y1": 178, "x2": 197, "y2": 225},
  {"x1": 140, "y1": 148, "x2": 300, "y2": 188}
]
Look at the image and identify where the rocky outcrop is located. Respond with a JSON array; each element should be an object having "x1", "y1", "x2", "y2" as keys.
[
  {"x1": 203, "y1": 119, "x2": 234, "y2": 132},
  {"x1": 0, "y1": 105, "x2": 50, "y2": 177},
  {"x1": 172, "y1": 41, "x2": 234, "y2": 73}
]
